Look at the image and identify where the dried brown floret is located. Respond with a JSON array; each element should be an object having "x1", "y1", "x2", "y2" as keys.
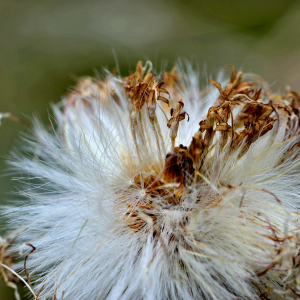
[
  {"x1": 146, "y1": 76, "x2": 170, "y2": 121},
  {"x1": 167, "y1": 98, "x2": 189, "y2": 149},
  {"x1": 124, "y1": 61, "x2": 145, "y2": 86}
]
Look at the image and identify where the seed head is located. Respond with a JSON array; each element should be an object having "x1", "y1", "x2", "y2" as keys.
[{"x1": 2, "y1": 61, "x2": 300, "y2": 300}]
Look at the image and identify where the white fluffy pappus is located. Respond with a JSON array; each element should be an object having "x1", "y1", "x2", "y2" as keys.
[{"x1": 1, "y1": 61, "x2": 300, "y2": 300}]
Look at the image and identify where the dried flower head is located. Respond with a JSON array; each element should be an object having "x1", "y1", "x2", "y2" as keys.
[{"x1": 2, "y1": 61, "x2": 300, "y2": 300}]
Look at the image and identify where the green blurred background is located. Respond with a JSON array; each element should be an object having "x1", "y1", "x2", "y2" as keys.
[{"x1": 1, "y1": 0, "x2": 300, "y2": 298}]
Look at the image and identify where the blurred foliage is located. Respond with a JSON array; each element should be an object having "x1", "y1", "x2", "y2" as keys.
[
  {"x1": 1, "y1": 0, "x2": 300, "y2": 298},
  {"x1": 176, "y1": 0, "x2": 297, "y2": 34}
]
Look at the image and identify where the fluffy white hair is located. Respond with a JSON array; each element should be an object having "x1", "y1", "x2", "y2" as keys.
[{"x1": 2, "y1": 61, "x2": 300, "y2": 300}]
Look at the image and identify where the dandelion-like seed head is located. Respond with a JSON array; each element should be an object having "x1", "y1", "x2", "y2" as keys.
[{"x1": 2, "y1": 61, "x2": 300, "y2": 300}]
